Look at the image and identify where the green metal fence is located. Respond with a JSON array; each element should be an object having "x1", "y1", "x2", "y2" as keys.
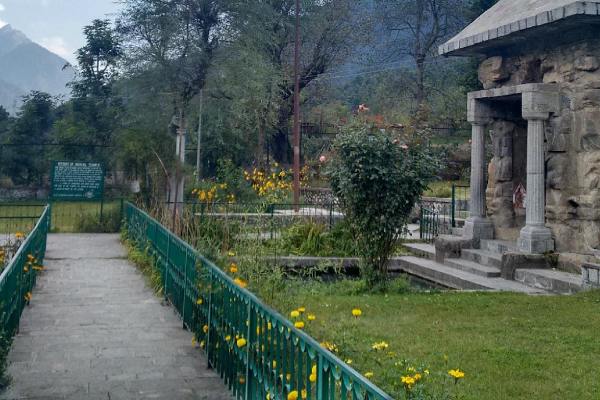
[
  {"x1": 0, "y1": 205, "x2": 50, "y2": 338},
  {"x1": 451, "y1": 185, "x2": 470, "y2": 228},
  {"x1": 125, "y1": 202, "x2": 392, "y2": 400},
  {"x1": 419, "y1": 207, "x2": 439, "y2": 244}
]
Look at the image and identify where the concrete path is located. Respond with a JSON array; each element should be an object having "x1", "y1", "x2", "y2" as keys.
[{"x1": 1, "y1": 234, "x2": 231, "y2": 400}]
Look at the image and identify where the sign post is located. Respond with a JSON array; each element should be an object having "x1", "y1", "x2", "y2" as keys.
[{"x1": 50, "y1": 161, "x2": 106, "y2": 229}]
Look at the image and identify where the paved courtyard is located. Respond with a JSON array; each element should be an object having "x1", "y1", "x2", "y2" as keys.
[{"x1": 1, "y1": 234, "x2": 231, "y2": 400}]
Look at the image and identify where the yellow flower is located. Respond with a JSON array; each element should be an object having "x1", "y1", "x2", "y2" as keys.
[
  {"x1": 200, "y1": 340, "x2": 205, "y2": 348},
  {"x1": 233, "y1": 278, "x2": 248, "y2": 288},
  {"x1": 191, "y1": 337, "x2": 197, "y2": 346},
  {"x1": 307, "y1": 314, "x2": 316, "y2": 321},
  {"x1": 203, "y1": 325, "x2": 209, "y2": 334},
  {"x1": 287, "y1": 390, "x2": 298, "y2": 400},
  {"x1": 414, "y1": 373, "x2": 422, "y2": 382},
  {"x1": 364, "y1": 372, "x2": 374, "y2": 379},
  {"x1": 401, "y1": 375, "x2": 416, "y2": 388},
  {"x1": 272, "y1": 360, "x2": 277, "y2": 368},
  {"x1": 15, "y1": 232, "x2": 25, "y2": 240},
  {"x1": 301, "y1": 389, "x2": 307, "y2": 399},
  {"x1": 196, "y1": 298, "x2": 203, "y2": 305},
  {"x1": 371, "y1": 341, "x2": 389, "y2": 351},
  {"x1": 229, "y1": 263, "x2": 238, "y2": 274},
  {"x1": 290, "y1": 310, "x2": 300, "y2": 318},
  {"x1": 297, "y1": 306, "x2": 306, "y2": 313},
  {"x1": 346, "y1": 359, "x2": 353, "y2": 364},
  {"x1": 24, "y1": 292, "x2": 32, "y2": 301},
  {"x1": 294, "y1": 321, "x2": 305, "y2": 329},
  {"x1": 228, "y1": 250, "x2": 236, "y2": 257},
  {"x1": 448, "y1": 369, "x2": 465, "y2": 379},
  {"x1": 309, "y1": 373, "x2": 317, "y2": 383},
  {"x1": 225, "y1": 335, "x2": 231, "y2": 341},
  {"x1": 352, "y1": 308, "x2": 362, "y2": 317}
]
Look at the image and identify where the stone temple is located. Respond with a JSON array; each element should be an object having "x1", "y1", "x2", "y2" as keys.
[{"x1": 441, "y1": 0, "x2": 600, "y2": 256}]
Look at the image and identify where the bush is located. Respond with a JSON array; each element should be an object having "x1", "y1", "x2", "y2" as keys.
[
  {"x1": 327, "y1": 122, "x2": 437, "y2": 289},
  {"x1": 74, "y1": 208, "x2": 122, "y2": 233}
]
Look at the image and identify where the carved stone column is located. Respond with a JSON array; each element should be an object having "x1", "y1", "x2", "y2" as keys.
[
  {"x1": 518, "y1": 90, "x2": 558, "y2": 254},
  {"x1": 462, "y1": 98, "x2": 494, "y2": 244}
]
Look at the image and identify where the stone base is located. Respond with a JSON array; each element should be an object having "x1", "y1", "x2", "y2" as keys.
[
  {"x1": 500, "y1": 252, "x2": 549, "y2": 280},
  {"x1": 462, "y1": 217, "x2": 494, "y2": 247},
  {"x1": 517, "y1": 225, "x2": 555, "y2": 254},
  {"x1": 434, "y1": 235, "x2": 473, "y2": 263}
]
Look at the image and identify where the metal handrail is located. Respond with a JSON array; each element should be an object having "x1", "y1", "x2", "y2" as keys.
[
  {"x1": 125, "y1": 202, "x2": 392, "y2": 400},
  {"x1": 0, "y1": 205, "x2": 50, "y2": 338}
]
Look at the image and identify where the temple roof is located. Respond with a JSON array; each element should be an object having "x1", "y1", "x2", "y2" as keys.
[{"x1": 440, "y1": 0, "x2": 600, "y2": 56}]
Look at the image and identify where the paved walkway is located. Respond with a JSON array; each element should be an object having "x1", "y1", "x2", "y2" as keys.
[{"x1": 1, "y1": 234, "x2": 231, "y2": 400}]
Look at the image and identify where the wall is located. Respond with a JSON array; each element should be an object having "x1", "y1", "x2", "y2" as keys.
[{"x1": 478, "y1": 40, "x2": 600, "y2": 253}]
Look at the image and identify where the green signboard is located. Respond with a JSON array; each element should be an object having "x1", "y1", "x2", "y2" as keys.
[{"x1": 51, "y1": 161, "x2": 105, "y2": 200}]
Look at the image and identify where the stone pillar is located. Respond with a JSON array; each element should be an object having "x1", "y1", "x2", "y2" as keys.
[
  {"x1": 463, "y1": 120, "x2": 494, "y2": 243},
  {"x1": 517, "y1": 116, "x2": 554, "y2": 253}
]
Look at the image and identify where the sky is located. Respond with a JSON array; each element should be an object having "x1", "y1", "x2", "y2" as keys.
[{"x1": 0, "y1": 0, "x2": 120, "y2": 63}]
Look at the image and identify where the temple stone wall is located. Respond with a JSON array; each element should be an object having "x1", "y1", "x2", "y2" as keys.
[{"x1": 478, "y1": 41, "x2": 600, "y2": 253}]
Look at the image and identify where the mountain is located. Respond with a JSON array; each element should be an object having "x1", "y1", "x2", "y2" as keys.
[{"x1": 0, "y1": 24, "x2": 74, "y2": 114}]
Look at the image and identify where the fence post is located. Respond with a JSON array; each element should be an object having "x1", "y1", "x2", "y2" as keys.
[
  {"x1": 328, "y1": 202, "x2": 333, "y2": 230},
  {"x1": 419, "y1": 206, "x2": 424, "y2": 241},
  {"x1": 451, "y1": 185, "x2": 456, "y2": 228}
]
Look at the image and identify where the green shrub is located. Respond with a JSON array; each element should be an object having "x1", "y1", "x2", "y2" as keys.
[
  {"x1": 328, "y1": 121, "x2": 438, "y2": 289},
  {"x1": 0, "y1": 329, "x2": 11, "y2": 390},
  {"x1": 74, "y1": 208, "x2": 122, "y2": 233}
]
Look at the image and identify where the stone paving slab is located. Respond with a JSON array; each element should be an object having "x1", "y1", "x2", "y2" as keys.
[{"x1": 1, "y1": 234, "x2": 231, "y2": 400}]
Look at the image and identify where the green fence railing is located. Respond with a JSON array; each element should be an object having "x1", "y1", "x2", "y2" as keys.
[
  {"x1": 419, "y1": 207, "x2": 439, "y2": 244},
  {"x1": 0, "y1": 205, "x2": 50, "y2": 338},
  {"x1": 125, "y1": 202, "x2": 392, "y2": 400}
]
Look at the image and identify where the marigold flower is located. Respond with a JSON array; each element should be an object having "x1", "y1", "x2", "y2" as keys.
[
  {"x1": 351, "y1": 308, "x2": 362, "y2": 317},
  {"x1": 294, "y1": 321, "x2": 305, "y2": 329},
  {"x1": 372, "y1": 341, "x2": 389, "y2": 351},
  {"x1": 401, "y1": 375, "x2": 416, "y2": 388},
  {"x1": 196, "y1": 298, "x2": 203, "y2": 305},
  {"x1": 290, "y1": 310, "x2": 300, "y2": 318},
  {"x1": 364, "y1": 372, "x2": 374, "y2": 379},
  {"x1": 225, "y1": 335, "x2": 231, "y2": 341},
  {"x1": 448, "y1": 369, "x2": 465, "y2": 379},
  {"x1": 297, "y1": 306, "x2": 306, "y2": 313},
  {"x1": 15, "y1": 232, "x2": 25, "y2": 240},
  {"x1": 203, "y1": 325, "x2": 209, "y2": 333},
  {"x1": 233, "y1": 278, "x2": 247, "y2": 288},
  {"x1": 236, "y1": 338, "x2": 247, "y2": 348},
  {"x1": 287, "y1": 390, "x2": 298, "y2": 400},
  {"x1": 309, "y1": 373, "x2": 317, "y2": 383},
  {"x1": 307, "y1": 314, "x2": 316, "y2": 321},
  {"x1": 229, "y1": 263, "x2": 238, "y2": 274}
]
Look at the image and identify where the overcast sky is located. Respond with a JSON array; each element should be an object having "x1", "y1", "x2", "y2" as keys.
[{"x1": 0, "y1": 0, "x2": 120, "y2": 63}]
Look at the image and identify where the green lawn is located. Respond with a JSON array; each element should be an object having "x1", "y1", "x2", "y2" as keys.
[
  {"x1": 268, "y1": 280, "x2": 600, "y2": 400},
  {"x1": 0, "y1": 200, "x2": 123, "y2": 233}
]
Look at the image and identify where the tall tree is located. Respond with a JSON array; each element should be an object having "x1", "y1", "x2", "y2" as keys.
[
  {"x1": 2, "y1": 92, "x2": 55, "y2": 185},
  {"x1": 117, "y1": 0, "x2": 228, "y2": 205},
  {"x1": 375, "y1": 0, "x2": 465, "y2": 107}
]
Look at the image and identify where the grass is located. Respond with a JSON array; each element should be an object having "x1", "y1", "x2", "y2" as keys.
[
  {"x1": 423, "y1": 181, "x2": 469, "y2": 198},
  {"x1": 0, "y1": 200, "x2": 123, "y2": 233},
  {"x1": 268, "y1": 279, "x2": 600, "y2": 400}
]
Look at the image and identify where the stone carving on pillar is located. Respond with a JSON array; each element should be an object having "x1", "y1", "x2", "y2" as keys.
[
  {"x1": 464, "y1": 99, "x2": 494, "y2": 245},
  {"x1": 518, "y1": 89, "x2": 559, "y2": 254}
]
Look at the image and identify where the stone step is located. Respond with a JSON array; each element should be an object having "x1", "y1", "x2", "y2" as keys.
[
  {"x1": 461, "y1": 249, "x2": 503, "y2": 268},
  {"x1": 445, "y1": 258, "x2": 502, "y2": 278},
  {"x1": 514, "y1": 269, "x2": 582, "y2": 294},
  {"x1": 480, "y1": 239, "x2": 518, "y2": 254},
  {"x1": 452, "y1": 227, "x2": 464, "y2": 236},
  {"x1": 403, "y1": 243, "x2": 436, "y2": 260},
  {"x1": 393, "y1": 257, "x2": 547, "y2": 294}
]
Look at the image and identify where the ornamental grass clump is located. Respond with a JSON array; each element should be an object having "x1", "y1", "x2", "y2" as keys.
[{"x1": 328, "y1": 121, "x2": 438, "y2": 289}]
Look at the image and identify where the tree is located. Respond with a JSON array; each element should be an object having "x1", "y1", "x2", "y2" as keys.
[
  {"x1": 117, "y1": 0, "x2": 228, "y2": 207},
  {"x1": 53, "y1": 19, "x2": 122, "y2": 165},
  {"x1": 375, "y1": 0, "x2": 465, "y2": 107},
  {"x1": 227, "y1": 0, "x2": 359, "y2": 162},
  {"x1": 72, "y1": 19, "x2": 122, "y2": 98},
  {"x1": 2, "y1": 92, "x2": 55, "y2": 185},
  {"x1": 328, "y1": 118, "x2": 438, "y2": 289}
]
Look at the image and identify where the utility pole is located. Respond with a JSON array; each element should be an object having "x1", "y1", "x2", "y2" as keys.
[
  {"x1": 292, "y1": 0, "x2": 301, "y2": 212},
  {"x1": 196, "y1": 89, "x2": 203, "y2": 183}
]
